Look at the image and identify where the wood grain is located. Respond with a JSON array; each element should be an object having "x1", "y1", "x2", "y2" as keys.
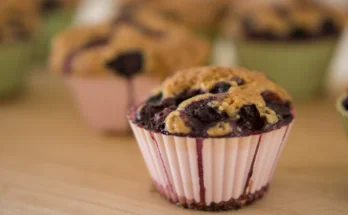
[{"x1": 0, "y1": 72, "x2": 348, "y2": 215}]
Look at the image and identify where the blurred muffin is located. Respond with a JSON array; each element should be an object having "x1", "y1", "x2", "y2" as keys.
[
  {"x1": 129, "y1": 66, "x2": 294, "y2": 210},
  {"x1": 50, "y1": 12, "x2": 210, "y2": 133},
  {"x1": 36, "y1": 0, "x2": 79, "y2": 64},
  {"x1": 222, "y1": 0, "x2": 347, "y2": 100},
  {"x1": 118, "y1": 0, "x2": 230, "y2": 39},
  {"x1": 0, "y1": 0, "x2": 39, "y2": 98},
  {"x1": 337, "y1": 89, "x2": 348, "y2": 137}
]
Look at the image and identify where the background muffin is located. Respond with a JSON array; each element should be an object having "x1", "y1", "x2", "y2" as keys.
[
  {"x1": 222, "y1": 0, "x2": 347, "y2": 100},
  {"x1": 0, "y1": 0, "x2": 39, "y2": 98},
  {"x1": 118, "y1": 0, "x2": 230, "y2": 39},
  {"x1": 129, "y1": 66, "x2": 294, "y2": 210},
  {"x1": 337, "y1": 89, "x2": 348, "y2": 137},
  {"x1": 36, "y1": 0, "x2": 79, "y2": 64},
  {"x1": 50, "y1": 12, "x2": 210, "y2": 132}
]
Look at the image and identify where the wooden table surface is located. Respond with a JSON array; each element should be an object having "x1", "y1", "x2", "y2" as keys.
[{"x1": 1, "y1": 72, "x2": 348, "y2": 215}]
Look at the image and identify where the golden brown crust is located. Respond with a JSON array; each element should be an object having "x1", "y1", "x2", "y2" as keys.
[
  {"x1": 41, "y1": 0, "x2": 79, "y2": 11},
  {"x1": 119, "y1": 0, "x2": 230, "y2": 31},
  {"x1": 222, "y1": 0, "x2": 347, "y2": 39},
  {"x1": 0, "y1": 0, "x2": 40, "y2": 43},
  {"x1": 50, "y1": 12, "x2": 210, "y2": 78},
  {"x1": 161, "y1": 66, "x2": 292, "y2": 135}
]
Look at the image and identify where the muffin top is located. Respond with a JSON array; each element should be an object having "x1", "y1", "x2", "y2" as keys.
[
  {"x1": 50, "y1": 10, "x2": 210, "y2": 78},
  {"x1": 133, "y1": 66, "x2": 294, "y2": 138},
  {"x1": 223, "y1": 0, "x2": 347, "y2": 41},
  {"x1": 0, "y1": 0, "x2": 40, "y2": 43},
  {"x1": 118, "y1": 0, "x2": 230, "y2": 32},
  {"x1": 40, "y1": 0, "x2": 78, "y2": 15}
]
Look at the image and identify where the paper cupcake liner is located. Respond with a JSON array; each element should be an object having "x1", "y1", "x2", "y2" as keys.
[
  {"x1": 129, "y1": 120, "x2": 293, "y2": 210},
  {"x1": 0, "y1": 41, "x2": 33, "y2": 98},
  {"x1": 67, "y1": 76, "x2": 160, "y2": 133},
  {"x1": 337, "y1": 94, "x2": 348, "y2": 137},
  {"x1": 235, "y1": 39, "x2": 338, "y2": 100}
]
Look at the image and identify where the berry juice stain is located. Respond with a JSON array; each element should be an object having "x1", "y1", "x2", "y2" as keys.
[
  {"x1": 243, "y1": 135, "x2": 262, "y2": 195},
  {"x1": 106, "y1": 51, "x2": 144, "y2": 110},
  {"x1": 196, "y1": 138, "x2": 206, "y2": 204}
]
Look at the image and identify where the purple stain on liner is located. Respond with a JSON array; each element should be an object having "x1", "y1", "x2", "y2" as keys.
[
  {"x1": 243, "y1": 135, "x2": 262, "y2": 195},
  {"x1": 150, "y1": 132, "x2": 176, "y2": 200},
  {"x1": 196, "y1": 138, "x2": 206, "y2": 204},
  {"x1": 268, "y1": 125, "x2": 290, "y2": 182}
]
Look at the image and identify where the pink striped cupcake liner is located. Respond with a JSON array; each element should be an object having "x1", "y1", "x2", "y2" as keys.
[
  {"x1": 66, "y1": 75, "x2": 160, "y2": 133},
  {"x1": 129, "y1": 119, "x2": 293, "y2": 210}
]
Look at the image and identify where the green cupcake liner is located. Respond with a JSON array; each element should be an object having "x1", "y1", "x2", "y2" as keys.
[
  {"x1": 35, "y1": 10, "x2": 74, "y2": 64},
  {"x1": 337, "y1": 94, "x2": 348, "y2": 137},
  {"x1": 235, "y1": 39, "x2": 338, "y2": 100},
  {"x1": 0, "y1": 41, "x2": 34, "y2": 98}
]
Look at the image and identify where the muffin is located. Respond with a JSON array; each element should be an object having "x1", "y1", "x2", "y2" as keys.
[
  {"x1": 337, "y1": 89, "x2": 348, "y2": 137},
  {"x1": 222, "y1": 0, "x2": 347, "y2": 100},
  {"x1": 50, "y1": 12, "x2": 210, "y2": 133},
  {"x1": 118, "y1": 0, "x2": 230, "y2": 39},
  {"x1": 36, "y1": 0, "x2": 79, "y2": 63},
  {"x1": 128, "y1": 66, "x2": 294, "y2": 210},
  {"x1": 0, "y1": 0, "x2": 39, "y2": 98}
]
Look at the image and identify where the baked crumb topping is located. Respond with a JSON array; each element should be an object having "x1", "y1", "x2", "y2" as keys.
[{"x1": 134, "y1": 66, "x2": 294, "y2": 137}]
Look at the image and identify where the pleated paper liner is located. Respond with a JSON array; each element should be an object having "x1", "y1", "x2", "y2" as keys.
[
  {"x1": 130, "y1": 118, "x2": 293, "y2": 211},
  {"x1": 66, "y1": 75, "x2": 160, "y2": 133}
]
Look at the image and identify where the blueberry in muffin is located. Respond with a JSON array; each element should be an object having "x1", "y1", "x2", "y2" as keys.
[
  {"x1": 134, "y1": 67, "x2": 293, "y2": 138},
  {"x1": 226, "y1": 0, "x2": 347, "y2": 41},
  {"x1": 129, "y1": 66, "x2": 295, "y2": 210}
]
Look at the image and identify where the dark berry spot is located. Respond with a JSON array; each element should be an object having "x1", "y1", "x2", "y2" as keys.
[
  {"x1": 321, "y1": 17, "x2": 339, "y2": 36},
  {"x1": 291, "y1": 26, "x2": 309, "y2": 40},
  {"x1": 106, "y1": 51, "x2": 143, "y2": 78},
  {"x1": 147, "y1": 92, "x2": 163, "y2": 104},
  {"x1": 161, "y1": 98, "x2": 176, "y2": 107},
  {"x1": 343, "y1": 97, "x2": 348, "y2": 111},
  {"x1": 243, "y1": 17, "x2": 279, "y2": 40},
  {"x1": 184, "y1": 100, "x2": 228, "y2": 124},
  {"x1": 242, "y1": 17, "x2": 256, "y2": 35},
  {"x1": 261, "y1": 91, "x2": 292, "y2": 121},
  {"x1": 261, "y1": 91, "x2": 283, "y2": 104},
  {"x1": 173, "y1": 90, "x2": 203, "y2": 106},
  {"x1": 136, "y1": 103, "x2": 163, "y2": 128},
  {"x1": 41, "y1": 0, "x2": 62, "y2": 14},
  {"x1": 210, "y1": 82, "x2": 231, "y2": 94},
  {"x1": 231, "y1": 77, "x2": 245, "y2": 86},
  {"x1": 237, "y1": 104, "x2": 265, "y2": 131},
  {"x1": 150, "y1": 107, "x2": 175, "y2": 131}
]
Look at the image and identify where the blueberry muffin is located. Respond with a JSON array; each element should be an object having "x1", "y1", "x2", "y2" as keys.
[
  {"x1": 50, "y1": 12, "x2": 210, "y2": 132},
  {"x1": 0, "y1": 0, "x2": 39, "y2": 98},
  {"x1": 226, "y1": 0, "x2": 345, "y2": 41},
  {"x1": 337, "y1": 89, "x2": 348, "y2": 137},
  {"x1": 222, "y1": 0, "x2": 347, "y2": 100},
  {"x1": 36, "y1": 0, "x2": 79, "y2": 63},
  {"x1": 118, "y1": 0, "x2": 230, "y2": 39},
  {"x1": 129, "y1": 66, "x2": 294, "y2": 210}
]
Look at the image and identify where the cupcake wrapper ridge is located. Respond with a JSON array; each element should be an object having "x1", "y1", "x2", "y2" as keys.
[
  {"x1": 130, "y1": 121, "x2": 293, "y2": 210},
  {"x1": 67, "y1": 76, "x2": 160, "y2": 132}
]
